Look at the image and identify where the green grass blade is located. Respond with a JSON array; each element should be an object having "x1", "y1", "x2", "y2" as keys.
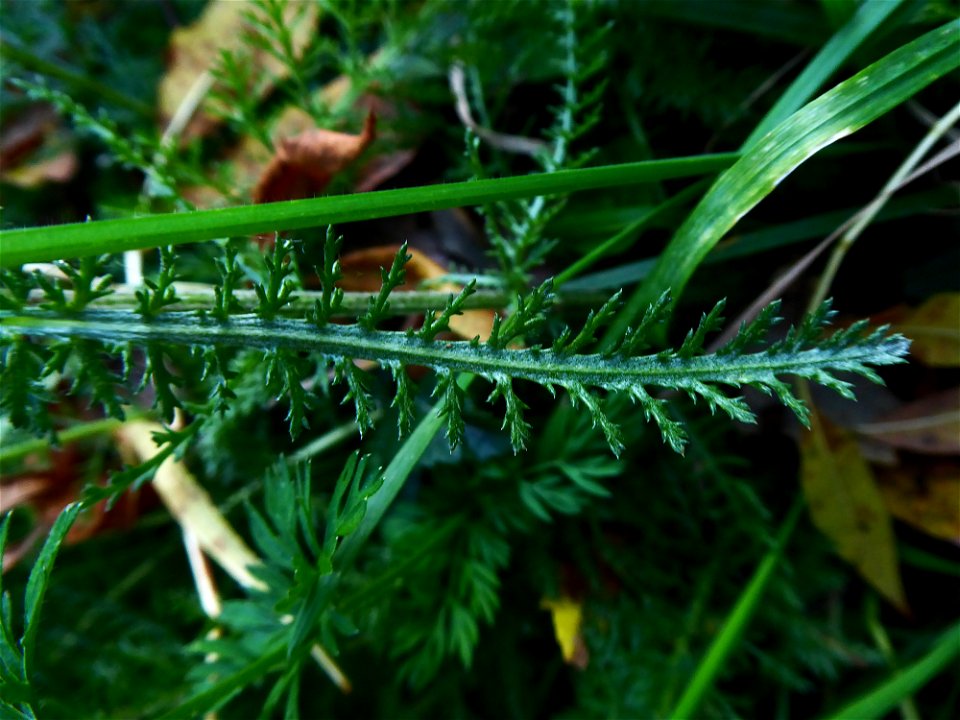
[
  {"x1": 744, "y1": 0, "x2": 905, "y2": 147},
  {"x1": 670, "y1": 498, "x2": 804, "y2": 718},
  {"x1": 21, "y1": 503, "x2": 81, "y2": 678},
  {"x1": 604, "y1": 19, "x2": 960, "y2": 347},
  {"x1": 0, "y1": 39, "x2": 154, "y2": 118},
  {"x1": 822, "y1": 622, "x2": 960, "y2": 720},
  {"x1": 899, "y1": 544, "x2": 960, "y2": 577},
  {"x1": 335, "y1": 374, "x2": 474, "y2": 569},
  {"x1": 0, "y1": 155, "x2": 736, "y2": 267},
  {"x1": 158, "y1": 641, "x2": 287, "y2": 719},
  {"x1": 555, "y1": 180, "x2": 708, "y2": 286}
]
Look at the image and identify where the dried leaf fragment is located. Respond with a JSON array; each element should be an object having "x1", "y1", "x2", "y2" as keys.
[
  {"x1": 0, "y1": 443, "x2": 146, "y2": 572},
  {"x1": 158, "y1": 0, "x2": 319, "y2": 140},
  {"x1": 0, "y1": 104, "x2": 77, "y2": 188},
  {"x1": 856, "y1": 388, "x2": 960, "y2": 456},
  {"x1": 252, "y1": 112, "x2": 377, "y2": 204},
  {"x1": 876, "y1": 465, "x2": 960, "y2": 545},
  {"x1": 339, "y1": 244, "x2": 495, "y2": 341},
  {"x1": 115, "y1": 419, "x2": 265, "y2": 590},
  {"x1": 894, "y1": 293, "x2": 960, "y2": 367}
]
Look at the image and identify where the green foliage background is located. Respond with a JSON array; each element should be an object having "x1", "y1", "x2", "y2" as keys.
[{"x1": 0, "y1": 1, "x2": 958, "y2": 718}]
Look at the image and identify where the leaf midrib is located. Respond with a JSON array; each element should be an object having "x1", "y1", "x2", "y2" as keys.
[{"x1": 0, "y1": 310, "x2": 903, "y2": 387}]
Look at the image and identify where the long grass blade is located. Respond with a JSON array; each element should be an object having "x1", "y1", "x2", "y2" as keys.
[
  {"x1": 670, "y1": 498, "x2": 804, "y2": 718},
  {"x1": 0, "y1": 155, "x2": 735, "y2": 267},
  {"x1": 744, "y1": 0, "x2": 905, "y2": 147},
  {"x1": 604, "y1": 20, "x2": 960, "y2": 347},
  {"x1": 822, "y1": 622, "x2": 960, "y2": 720},
  {"x1": 335, "y1": 374, "x2": 474, "y2": 569}
]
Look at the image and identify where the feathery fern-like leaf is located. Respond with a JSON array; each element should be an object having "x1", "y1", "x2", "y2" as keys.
[{"x1": 0, "y1": 290, "x2": 909, "y2": 456}]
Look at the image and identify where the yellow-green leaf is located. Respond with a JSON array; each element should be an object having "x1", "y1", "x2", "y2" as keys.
[
  {"x1": 800, "y1": 410, "x2": 908, "y2": 612},
  {"x1": 895, "y1": 293, "x2": 960, "y2": 367},
  {"x1": 541, "y1": 596, "x2": 588, "y2": 668}
]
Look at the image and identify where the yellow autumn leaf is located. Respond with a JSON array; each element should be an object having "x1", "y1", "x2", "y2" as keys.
[
  {"x1": 894, "y1": 292, "x2": 960, "y2": 367},
  {"x1": 800, "y1": 410, "x2": 908, "y2": 612},
  {"x1": 540, "y1": 596, "x2": 589, "y2": 669}
]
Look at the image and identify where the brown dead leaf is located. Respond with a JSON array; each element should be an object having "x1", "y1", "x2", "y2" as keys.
[
  {"x1": 0, "y1": 104, "x2": 78, "y2": 188},
  {"x1": 158, "y1": 0, "x2": 319, "y2": 141},
  {"x1": 855, "y1": 388, "x2": 960, "y2": 456},
  {"x1": 252, "y1": 112, "x2": 377, "y2": 204},
  {"x1": 800, "y1": 409, "x2": 908, "y2": 612},
  {"x1": 181, "y1": 106, "x2": 317, "y2": 206},
  {"x1": 179, "y1": 44, "x2": 412, "y2": 207},
  {"x1": 354, "y1": 148, "x2": 417, "y2": 193},
  {"x1": 0, "y1": 104, "x2": 57, "y2": 167},
  {"x1": 876, "y1": 464, "x2": 960, "y2": 545},
  {"x1": 894, "y1": 293, "x2": 960, "y2": 367},
  {"x1": 1, "y1": 444, "x2": 150, "y2": 572},
  {"x1": 339, "y1": 244, "x2": 495, "y2": 341}
]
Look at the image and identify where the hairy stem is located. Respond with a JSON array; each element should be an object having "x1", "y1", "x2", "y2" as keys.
[{"x1": 0, "y1": 309, "x2": 907, "y2": 391}]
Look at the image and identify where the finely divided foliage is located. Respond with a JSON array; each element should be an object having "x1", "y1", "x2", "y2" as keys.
[
  {"x1": 0, "y1": 1, "x2": 948, "y2": 715},
  {"x1": 0, "y1": 239, "x2": 908, "y2": 462}
]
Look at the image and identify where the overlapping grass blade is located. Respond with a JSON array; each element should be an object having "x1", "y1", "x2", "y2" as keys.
[
  {"x1": 604, "y1": 20, "x2": 960, "y2": 346},
  {"x1": 670, "y1": 499, "x2": 804, "y2": 718},
  {"x1": 744, "y1": 0, "x2": 905, "y2": 147}
]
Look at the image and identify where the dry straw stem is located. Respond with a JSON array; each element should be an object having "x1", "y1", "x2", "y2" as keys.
[
  {"x1": 806, "y1": 100, "x2": 960, "y2": 313},
  {"x1": 449, "y1": 61, "x2": 548, "y2": 156},
  {"x1": 115, "y1": 419, "x2": 351, "y2": 692},
  {"x1": 116, "y1": 419, "x2": 264, "y2": 590}
]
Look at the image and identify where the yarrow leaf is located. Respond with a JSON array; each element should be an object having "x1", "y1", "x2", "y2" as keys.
[
  {"x1": 359, "y1": 242, "x2": 410, "y2": 331},
  {"x1": 310, "y1": 227, "x2": 345, "y2": 327},
  {"x1": 0, "y1": 267, "x2": 910, "y2": 457}
]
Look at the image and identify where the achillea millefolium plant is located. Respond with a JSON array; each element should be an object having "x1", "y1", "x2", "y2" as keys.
[{"x1": 1, "y1": 1, "x2": 958, "y2": 717}]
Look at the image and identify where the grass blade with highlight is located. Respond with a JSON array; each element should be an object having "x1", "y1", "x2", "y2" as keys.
[
  {"x1": 604, "y1": 20, "x2": 960, "y2": 346},
  {"x1": 0, "y1": 155, "x2": 735, "y2": 268},
  {"x1": 744, "y1": 0, "x2": 905, "y2": 147}
]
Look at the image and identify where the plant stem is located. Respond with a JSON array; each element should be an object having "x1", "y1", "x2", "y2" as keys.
[
  {"x1": 286, "y1": 416, "x2": 376, "y2": 466},
  {"x1": 806, "y1": 100, "x2": 960, "y2": 312},
  {"x1": 865, "y1": 594, "x2": 920, "y2": 720},
  {"x1": 0, "y1": 309, "x2": 907, "y2": 390},
  {"x1": 29, "y1": 285, "x2": 609, "y2": 317},
  {"x1": 0, "y1": 415, "x2": 130, "y2": 465},
  {"x1": 0, "y1": 39, "x2": 154, "y2": 117}
]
